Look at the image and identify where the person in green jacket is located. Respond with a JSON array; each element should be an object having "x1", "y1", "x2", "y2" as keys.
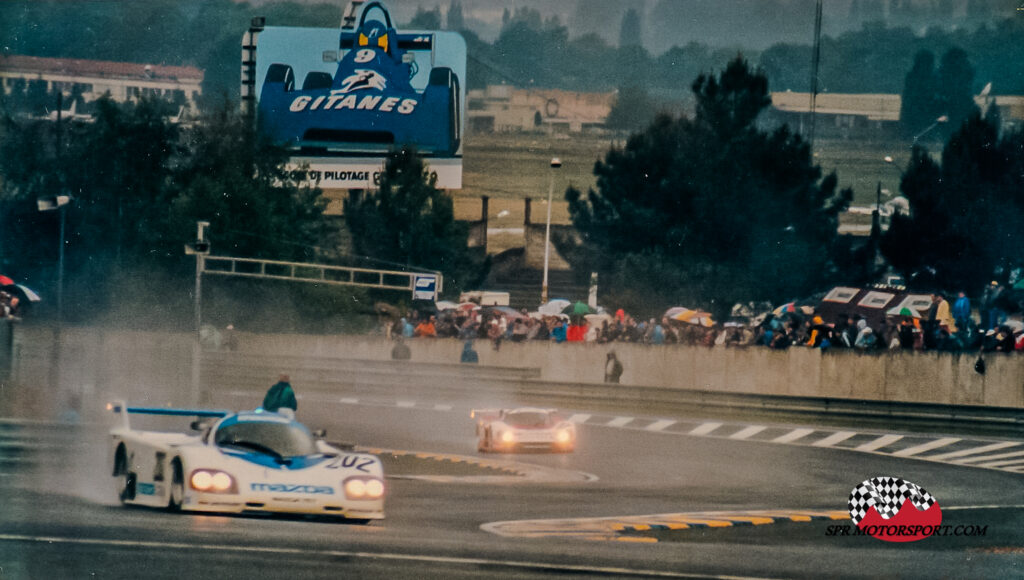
[{"x1": 263, "y1": 374, "x2": 297, "y2": 414}]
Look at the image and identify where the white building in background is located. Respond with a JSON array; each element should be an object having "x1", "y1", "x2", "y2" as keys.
[
  {"x1": 0, "y1": 54, "x2": 204, "y2": 110},
  {"x1": 467, "y1": 85, "x2": 614, "y2": 134}
]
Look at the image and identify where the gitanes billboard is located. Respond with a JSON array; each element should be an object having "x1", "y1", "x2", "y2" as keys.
[{"x1": 245, "y1": 1, "x2": 465, "y2": 189}]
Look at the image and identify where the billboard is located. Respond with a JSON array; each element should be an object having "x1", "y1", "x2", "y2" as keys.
[{"x1": 247, "y1": 1, "x2": 465, "y2": 189}]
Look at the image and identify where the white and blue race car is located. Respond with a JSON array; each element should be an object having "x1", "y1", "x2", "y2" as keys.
[{"x1": 108, "y1": 402, "x2": 384, "y2": 523}]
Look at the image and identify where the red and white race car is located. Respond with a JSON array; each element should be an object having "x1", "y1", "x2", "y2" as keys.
[{"x1": 471, "y1": 407, "x2": 576, "y2": 453}]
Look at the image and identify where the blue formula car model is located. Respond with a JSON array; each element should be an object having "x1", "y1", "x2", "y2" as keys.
[{"x1": 258, "y1": 1, "x2": 460, "y2": 156}]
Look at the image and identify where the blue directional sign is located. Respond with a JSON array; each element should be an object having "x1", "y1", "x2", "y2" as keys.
[{"x1": 413, "y1": 274, "x2": 438, "y2": 301}]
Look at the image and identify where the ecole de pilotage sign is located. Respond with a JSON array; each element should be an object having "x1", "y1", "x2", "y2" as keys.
[{"x1": 286, "y1": 157, "x2": 462, "y2": 190}]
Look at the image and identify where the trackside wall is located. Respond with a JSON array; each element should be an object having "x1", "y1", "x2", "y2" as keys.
[{"x1": 7, "y1": 326, "x2": 1023, "y2": 415}]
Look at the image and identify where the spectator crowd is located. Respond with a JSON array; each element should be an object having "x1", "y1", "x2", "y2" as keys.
[{"x1": 377, "y1": 279, "x2": 1024, "y2": 355}]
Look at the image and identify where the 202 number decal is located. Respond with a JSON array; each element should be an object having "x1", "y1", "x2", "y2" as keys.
[{"x1": 327, "y1": 454, "x2": 376, "y2": 473}]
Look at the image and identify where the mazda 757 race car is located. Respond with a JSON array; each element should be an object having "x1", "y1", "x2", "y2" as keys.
[
  {"x1": 108, "y1": 402, "x2": 384, "y2": 523},
  {"x1": 472, "y1": 407, "x2": 576, "y2": 453}
]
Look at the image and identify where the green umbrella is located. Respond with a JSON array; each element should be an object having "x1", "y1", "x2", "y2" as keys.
[{"x1": 562, "y1": 301, "x2": 595, "y2": 316}]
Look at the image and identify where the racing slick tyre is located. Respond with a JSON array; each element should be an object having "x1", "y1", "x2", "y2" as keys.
[
  {"x1": 113, "y1": 445, "x2": 135, "y2": 503},
  {"x1": 427, "y1": 67, "x2": 460, "y2": 155},
  {"x1": 168, "y1": 459, "x2": 185, "y2": 511},
  {"x1": 265, "y1": 63, "x2": 295, "y2": 92}
]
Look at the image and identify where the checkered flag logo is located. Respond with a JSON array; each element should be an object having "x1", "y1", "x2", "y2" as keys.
[{"x1": 848, "y1": 477, "x2": 937, "y2": 525}]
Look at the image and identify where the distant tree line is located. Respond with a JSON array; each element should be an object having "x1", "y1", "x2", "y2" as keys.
[
  {"x1": 563, "y1": 55, "x2": 1023, "y2": 315},
  {"x1": 561, "y1": 57, "x2": 856, "y2": 318},
  {"x1": 1, "y1": 0, "x2": 1020, "y2": 118},
  {"x1": 0, "y1": 96, "x2": 352, "y2": 330},
  {"x1": 882, "y1": 110, "x2": 1024, "y2": 295}
]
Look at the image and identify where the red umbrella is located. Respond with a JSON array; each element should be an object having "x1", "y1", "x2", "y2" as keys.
[{"x1": 0, "y1": 275, "x2": 14, "y2": 286}]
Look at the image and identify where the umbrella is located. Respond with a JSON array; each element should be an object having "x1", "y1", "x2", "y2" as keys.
[
  {"x1": 772, "y1": 302, "x2": 797, "y2": 316},
  {"x1": 0, "y1": 275, "x2": 14, "y2": 286},
  {"x1": 887, "y1": 305, "x2": 922, "y2": 319},
  {"x1": 664, "y1": 306, "x2": 686, "y2": 319},
  {"x1": 670, "y1": 308, "x2": 714, "y2": 326},
  {"x1": 562, "y1": 301, "x2": 595, "y2": 316},
  {"x1": 2, "y1": 284, "x2": 40, "y2": 302},
  {"x1": 1004, "y1": 320, "x2": 1023, "y2": 333},
  {"x1": 456, "y1": 302, "x2": 480, "y2": 312},
  {"x1": 538, "y1": 299, "x2": 571, "y2": 316},
  {"x1": 435, "y1": 300, "x2": 459, "y2": 311}
]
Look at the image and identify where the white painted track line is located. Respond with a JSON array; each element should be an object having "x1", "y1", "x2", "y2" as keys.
[
  {"x1": 646, "y1": 419, "x2": 676, "y2": 431},
  {"x1": 729, "y1": 426, "x2": 767, "y2": 440},
  {"x1": 773, "y1": 428, "x2": 815, "y2": 443},
  {"x1": 925, "y1": 441, "x2": 1021, "y2": 461},
  {"x1": 689, "y1": 422, "x2": 722, "y2": 436},
  {"x1": 855, "y1": 434, "x2": 903, "y2": 452},
  {"x1": 892, "y1": 437, "x2": 960, "y2": 457},
  {"x1": 811, "y1": 431, "x2": 857, "y2": 447}
]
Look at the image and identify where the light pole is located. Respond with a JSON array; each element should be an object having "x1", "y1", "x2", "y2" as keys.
[
  {"x1": 187, "y1": 221, "x2": 210, "y2": 405},
  {"x1": 37, "y1": 194, "x2": 72, "y2": 392},
  {"x1": 912, "y1": 115, "x2": 948, "y2": 145},
  {"x1": 541, "y1": 157, "x2": 561, "y2": 306}
]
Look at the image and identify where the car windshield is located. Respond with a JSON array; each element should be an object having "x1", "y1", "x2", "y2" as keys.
[
  {"x1": 214, "y1": 421, "x2": 318, "y2": 457},
  {"x1": 505, "y1": 412, "x2": 552, "y2": 428}
]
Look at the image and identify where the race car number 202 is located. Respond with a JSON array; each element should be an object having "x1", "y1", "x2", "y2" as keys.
[{"x1": 326, "y1": 454, "x2": 376, "y2": 472}]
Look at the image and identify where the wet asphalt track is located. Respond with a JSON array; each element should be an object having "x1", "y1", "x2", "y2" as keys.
[{"x1": 1, "y1": 384, "x2": 1022, "y2": 579}]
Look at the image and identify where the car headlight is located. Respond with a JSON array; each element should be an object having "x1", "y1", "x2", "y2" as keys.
[
  {"x1": 501, "y1": 430, "x2": 516, "y2": 443},
  {"x1": 344, "y1": 476, "x2": 385, "y2": 500},
  {"x1": 189, "y1": 469, "x2": 238, "y2": 493},
  {"x1": 556, "y1": 429, "x2": 573, "y2": 444}
]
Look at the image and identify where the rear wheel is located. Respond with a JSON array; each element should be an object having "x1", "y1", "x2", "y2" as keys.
[
  {"x1": 265, "y1": 63, "x2": 295, "y2": 92},
  {"x1": 113, "y1": 445, "x2": 134, "y2": 504},
  {"x1": 168, "y1": 460, "x2": 184, "y2": 511}
]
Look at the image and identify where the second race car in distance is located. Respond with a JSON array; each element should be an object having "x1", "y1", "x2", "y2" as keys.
[
  {"x1": 108, "y1": 402, "x2": 385, "y2": 523},
  {"x1": 471, "y1": 407, "x2": 576, "y2": 453}
]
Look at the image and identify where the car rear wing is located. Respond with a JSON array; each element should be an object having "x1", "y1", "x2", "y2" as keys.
[
  {"x1": 469, "y1": 409, "x2": 501, "y2": 422},
  {"x1": 107, "y1": 400, "x2": 230, "y2": 431}
]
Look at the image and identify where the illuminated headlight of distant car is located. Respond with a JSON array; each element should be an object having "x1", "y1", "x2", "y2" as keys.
[
  {"x1": 189, "y1": 469, "x2": 238, "y2": 493},
  {"x1": 344, "y1": 476, "x2": 385, "y2": 500},
  {"x1": 500, "y1": 430, "x2": 516, "y2": 444},
  {"x1": 556, "y1": 429, "x2": 573, "y2": 444}
]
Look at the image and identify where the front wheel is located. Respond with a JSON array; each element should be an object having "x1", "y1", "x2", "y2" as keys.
[{"x1": 167, "y1": 460, "x2": 184, "y2": 511}]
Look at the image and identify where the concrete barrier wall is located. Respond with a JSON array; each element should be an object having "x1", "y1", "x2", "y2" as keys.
[{"x1": 7, "y1": 326, "x2": 1023, "y2": 412}]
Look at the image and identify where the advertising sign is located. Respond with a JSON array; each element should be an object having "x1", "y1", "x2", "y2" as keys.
[
  {"x1": 413, "y1": 274, "x2": 438, "y2": 301},
  {"x1": 249, "y1": 1, "x2": 465, "y2": 189}
]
